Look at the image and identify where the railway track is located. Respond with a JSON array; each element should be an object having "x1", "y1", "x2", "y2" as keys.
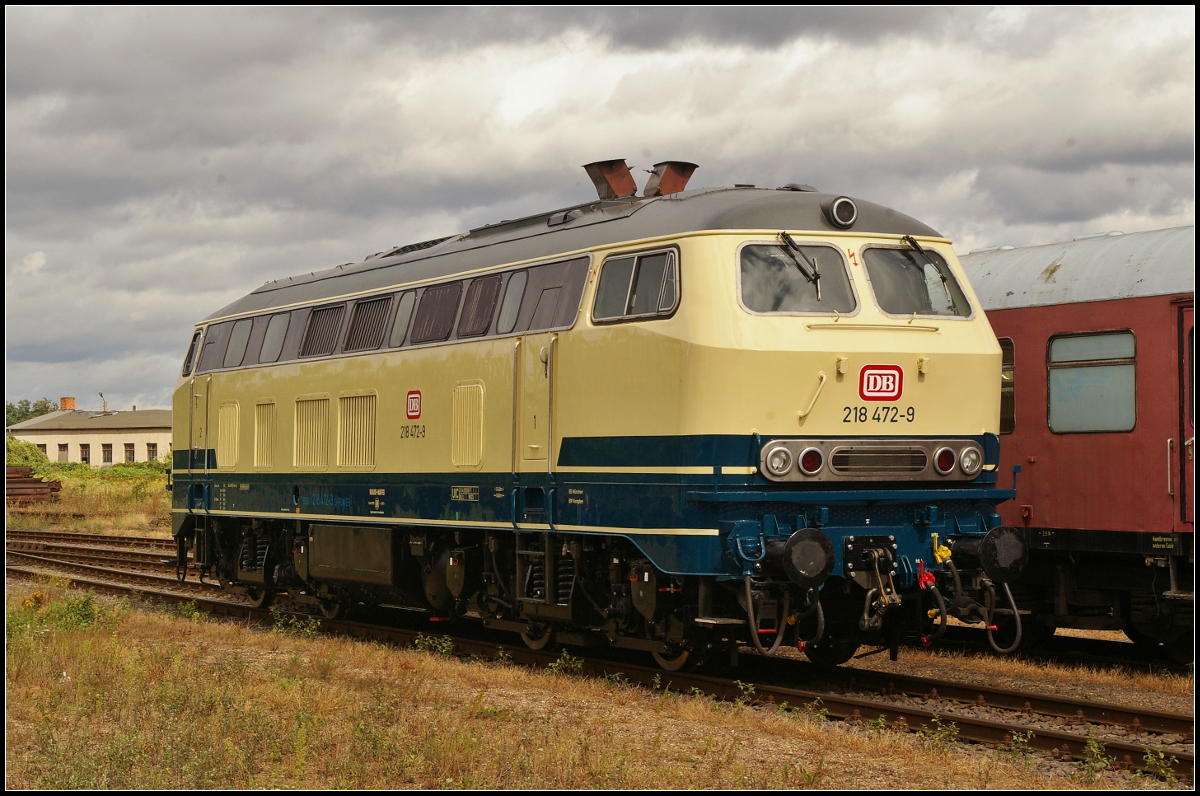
[{"x1": 6, "y1": 530, "x2": 1193, "y2": 780}]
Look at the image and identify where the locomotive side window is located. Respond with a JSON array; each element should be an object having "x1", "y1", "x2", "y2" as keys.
[
  {"x1": 410, "y1": 282, "x2": 463, "y2": 344},
  {"x1": 1047, "y1": 331, "x2": 1136, "y2": 433},
  {"x1": 196, "y1": 321, "x2": 233, "y2": 373},
  {"x1": 999, "y1": 338, "x2": 1015, "y2": 434},
  {"x1": 181, "y1": 330, "x2": 203, "y2": 376},
  {"x1": 863, "y1": 247, "x2": 971, "y2": 317},
  {"x1": 223, "y1": 319, "x2": 254, "y2": 368},
  {"x1": 388, "y1": 292, "x2": 417, "y2": 347},
  {"x1": 344, "y1": 296, "x2": 392, "y2": 352},
  {"x1": 458, "y1": 276, "x2": 503, "y2": 338},
  {"x1": 300, "y1": 305, "x2": 346, "y2": 358},
  {"x1": 496, "y1": 271, "x2": 527, "y2": 334},
  {"x1": 259, "y1": 313, "x2": 291, "y2": 363},
  {"x1": 593, "y1": 250, "x2": 678, "y2": 322},
  {"x1": 739, "y1": 243, "x2": 855, "y2": 314}
]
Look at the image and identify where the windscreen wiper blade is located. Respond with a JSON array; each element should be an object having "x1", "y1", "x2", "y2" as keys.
[
  {"x1": 779, "y1": 232, "x2": 821, "y2": 300},
  {"x1": 903, "y1": 235, "x2": 949, "y2": 283}
]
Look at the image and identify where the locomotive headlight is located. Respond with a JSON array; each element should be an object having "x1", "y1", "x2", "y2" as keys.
[
  {"x1": 959, "y1": 446, "x2": 983, "y2": 476},
  {"x1": 933, "y1": 447, "x2": 957, "y2": 475},
  {"x1": 765, "y1": 446, "x2": 794, "y2": 476},
  {"x1": 798, "y1": 447, "x2": 825, "y2": 475}
]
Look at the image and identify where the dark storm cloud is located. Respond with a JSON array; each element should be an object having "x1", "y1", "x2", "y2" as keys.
[{"x1": 4, "y1": 6, "x2": 1195, "y2": 408}]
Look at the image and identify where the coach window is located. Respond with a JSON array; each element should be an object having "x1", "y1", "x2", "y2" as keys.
[
  {"x1": 223, "y1": 319, "x2": 253, "y2": 368},
  {"x1": 863, "y1": 246, "x2": 971, "y2": 317},
  {"x1": 259, "y1": 313, "x2": 290, "y2": 363},
  {"x1": 181, "y1": 330, "x2": 203, "y2": 376},
  {"x1": 496, "y1": 271, "x2": 527, "y2": 334},
  {"x1": 410, "y1": 282, "x2": 463, "y2": 344},
  {"x1": 739, "y1": 242, "x2": 855, "y2": 314},
  {"x1": 999, "y1": 338, "x2": 1015, "y2": 434},
  {"x1": 593, "y1": 250, "x2": 678, "y2": 322},
  {"x1": 1047, "y1": 331, "x2": 1136, "y2": 433}
]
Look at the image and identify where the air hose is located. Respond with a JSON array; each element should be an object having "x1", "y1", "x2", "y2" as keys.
[
  {"x1": 745, "y1": 575, "x2": 790, "y2": 656},
  {"x1": 927, "y1": 583, "x2": 948, "y2": 640},
  {"x1": 794, "y1": 588, "x2": 825, "y2": 649}
]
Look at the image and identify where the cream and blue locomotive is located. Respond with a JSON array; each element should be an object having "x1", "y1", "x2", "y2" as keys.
[{"x1": 172, "y1": 160, "x2": 1024, "y2": 668}]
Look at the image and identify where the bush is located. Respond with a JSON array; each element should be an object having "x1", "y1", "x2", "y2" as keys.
[{"x1": 6, "y1": 434, "x2": 49, "y2": 467}]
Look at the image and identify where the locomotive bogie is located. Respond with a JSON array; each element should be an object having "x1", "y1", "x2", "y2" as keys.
[{"x1": 174, "y1": 182, "x2": 1018, "y2": 665}]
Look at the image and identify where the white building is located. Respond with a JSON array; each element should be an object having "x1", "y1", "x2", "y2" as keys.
[{"x1": 7, "y1": 397, "x2": 171, "y2": 465}]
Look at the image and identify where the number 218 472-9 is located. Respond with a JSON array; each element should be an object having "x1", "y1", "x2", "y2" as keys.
[{"x1": 843, "y1": 406, "x2": 915, "y2": 423}]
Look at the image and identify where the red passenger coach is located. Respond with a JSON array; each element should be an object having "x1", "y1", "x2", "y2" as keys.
[{"x1": 961, "y1": 227, "x2": 1194, "y2": 661}]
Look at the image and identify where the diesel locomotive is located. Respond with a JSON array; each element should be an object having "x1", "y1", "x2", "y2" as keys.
[{"x1": 172, "y1": 159, "x2": 1024, "y2": 669}]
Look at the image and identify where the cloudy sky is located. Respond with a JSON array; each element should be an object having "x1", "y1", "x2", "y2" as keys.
[{"x1": 5, "y1": 6, "x2": 1195, "y2": 410}]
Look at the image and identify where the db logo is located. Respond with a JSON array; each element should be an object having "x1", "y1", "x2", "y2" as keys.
[
  {"x1": 859, "y1": 365, "x2": 903, "y2": 401},
  {"x1": 406, "y1": 390, "x2": 422, "y2": 419}
]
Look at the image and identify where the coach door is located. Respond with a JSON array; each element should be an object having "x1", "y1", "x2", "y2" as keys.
[{"x1": 1180, "y1": 305, "x2": 1194, "y2": 526}]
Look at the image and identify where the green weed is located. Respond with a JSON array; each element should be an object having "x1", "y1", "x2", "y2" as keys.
[
  {"x1": 916, "y1": 715, "x2": 959, "y2": 751},
  {"x1": 412, "y1": 633, "x2": 455, "y2": 656},
  {"x1": 545, "y1": 650, "x2": 583, "y2": 677},
  {"x1": 271, "y1": 607, "x2": 322, "y2": 639}
]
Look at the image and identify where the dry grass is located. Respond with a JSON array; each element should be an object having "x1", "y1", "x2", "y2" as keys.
[
  {"x1": 7, "y1": 581, "x2": 1168, "y2": 790},
  {"x1": 5, "y1": 473, "x2": 171, "y2": 536}
]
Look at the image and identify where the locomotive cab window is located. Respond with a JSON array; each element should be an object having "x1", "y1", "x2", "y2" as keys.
[
  {"x1": 739, "y1": 242, "x2": 855, "y2": 314},
  {"x1": 593, "y1": 250, "x2": 678, "y2": 322},
  {"x1": 1047, "y1": 331, "x2": 1136, "y2": 433},
  {"x1": 999, "y1": 338, "x2": 1015, "y2": 434},
  {"x1": 388, "y1": 292, "x2": 417, "y2": 347},
  {"x1": 863, "y1": 246, "x2": 971, "y2": 317},
  {"x1": 258, "y1": 313, "x2": 291, "y2": 363},
  {"x1": 181, "y1": 330, "x2": 203, "y2": 376},
  {"x1": 223, "y1": 319, "x2": 253, "y2": 368}
]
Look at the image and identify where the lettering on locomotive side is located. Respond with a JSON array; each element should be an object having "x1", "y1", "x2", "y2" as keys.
[
  {"x1": 859, "y1": 365, "x2": 904, "y2": 402},
  {"x1": 399, "y1": 425, "x2": 426, "y2": 439},
  {"x1": 451, "y1": 485, "x2": 480, "y2": 502},
  {"x1": 568, "y1": 487, "x2": 585, "y2": 505}
]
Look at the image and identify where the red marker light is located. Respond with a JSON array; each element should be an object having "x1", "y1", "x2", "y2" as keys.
[
  {"x1": 935, "y1": 447, "x2": 956, "y2": 474},
  {"x1": 799, "y1": 447, "x2": 824, "y2": 475}
]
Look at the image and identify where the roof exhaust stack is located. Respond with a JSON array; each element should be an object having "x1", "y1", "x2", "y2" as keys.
[
  {"x1": 583, "y1": 159, "x2": 638, "y2": 200},
  {"x1": 60, "y1": 397, "x2": 76, "y2": 411},
  {"x1": 643, "y1": 161, "x2": 698, "y2": 197}
]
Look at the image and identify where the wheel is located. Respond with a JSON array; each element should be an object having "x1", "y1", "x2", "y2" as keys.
[
  {"x1": 520, "y1": 626, "x2": 556, "y2": 651},
  {"x1": 804, "y1": 639, "x2": 859, "y2": 667},
  {"x1": 245, "y1": 585, "x2": 274, "y2": 609},
  {"x1": 319, "y1": 599, "x2": 347, "y2": 620},
  {"x1": 652, "y1": 645, "x2": 699, "y2": 672}
]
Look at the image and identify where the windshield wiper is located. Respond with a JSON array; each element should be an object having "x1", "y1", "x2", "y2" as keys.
[
  {"x1": 902, "y1": 234, "x2": 954, "y2": 307},
  {"x1": 779, "y1": 232, "x2": 821, "y2": 300}
]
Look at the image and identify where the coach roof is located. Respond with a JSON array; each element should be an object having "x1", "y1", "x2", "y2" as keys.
[
  {"x1": 207, "y1": 186, "x2": 941, "y2": 320},
  {"x1": 959, "y1": 225, "x2": 1195, "y2": 311}
]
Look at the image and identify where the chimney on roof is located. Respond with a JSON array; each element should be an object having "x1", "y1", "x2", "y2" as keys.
[
  {"x1": 60, "y1": 397, "x2": 76, "y2": 411},
  {"x1": 643, "y1": 161, "x2": 698, "y2": 197},
  {"x1": 132, "y1": 405, "x2": 137, "y2": 411},
  {"x1": 582, "y1": 159, "x2": 638, "y2": 200}
]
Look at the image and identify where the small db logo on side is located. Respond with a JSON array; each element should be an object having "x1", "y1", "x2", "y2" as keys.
[
  {"x1": 406, "y1": 390, "x2": 422, "y2": 419},
  {"x1": 859, "y1": 365, "x2": 903, "y2": 401}
]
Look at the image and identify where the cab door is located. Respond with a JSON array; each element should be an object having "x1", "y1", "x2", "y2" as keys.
[
  {"x1": 188, "y1": 375, "x2": 212, "y2": 475},
  {"x1": 520, "y1": 332, "x2": 555, "y2": 469}
]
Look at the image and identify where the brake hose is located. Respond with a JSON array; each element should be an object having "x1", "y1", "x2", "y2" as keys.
[
  {"x1": 986, "y1": 582, "x2": 1023, "y2": 654},
  {"x1": 794, "y1": 588, "x2": 825, "y2": 649},
  {"x1": 745, "y1": 575, "x2": 790, "y2": 656},
  {"x1": 928, "y1": 583, "x2": 948, "y2": 640}
]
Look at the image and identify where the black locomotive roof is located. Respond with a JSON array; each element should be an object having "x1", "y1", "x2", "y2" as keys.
[{"x1": 207, "y1": 186, "x2": 941, "y2": 320}]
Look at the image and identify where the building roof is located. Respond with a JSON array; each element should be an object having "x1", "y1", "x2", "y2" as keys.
[
  {"x1": 207, "y1": 186, "x2": 943, "y2": 321},
  {"x1": 959, "y1": 226, "x2": 1195, "y2": 311},
  {"x1": 7, "y1": 409, "x2": 172, "y2": 433}
]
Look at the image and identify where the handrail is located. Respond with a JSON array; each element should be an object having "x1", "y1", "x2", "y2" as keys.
[
  {"x1": 797, "y1": 372, "x2": 827, "y2": 419},
  {"x1": 804, "y1": 322, "x2": 940, "y2": 332}
]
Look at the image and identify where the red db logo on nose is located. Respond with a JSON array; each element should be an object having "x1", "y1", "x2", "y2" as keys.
[
  {"x1": 406, "y1": 391, "x2": 422, "y2": 419},
  {"x1": 859, "y1": 365, "x2": 903, "y2": 401}
]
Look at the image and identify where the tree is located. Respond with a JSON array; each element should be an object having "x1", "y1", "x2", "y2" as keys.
[
  {"x1": 6, "y1": 398, "x2": 59, "y2": 428},
  {"x1": 6, "y1": 434, "x2": 49, "y2": 466}
]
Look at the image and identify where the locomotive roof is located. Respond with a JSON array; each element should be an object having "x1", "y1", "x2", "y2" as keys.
[
  {"x1": 207, "y1": 186, "x2": 941, "y2": 320},
  {"x1": 959, "y1": 225, "x2": 1195, "y2": 311}
]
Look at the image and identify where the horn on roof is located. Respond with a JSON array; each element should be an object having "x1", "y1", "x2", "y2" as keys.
[
  {"x1": 582, "y1": 159, "x2": 638, "y2": 200},
  {"x1": 643, "y1": 161, "x2": 698, "y2": 197}
]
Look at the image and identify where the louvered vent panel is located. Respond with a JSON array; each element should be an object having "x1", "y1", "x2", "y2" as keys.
[
  {"x1": 300, "y1": 306, "x2": 345, "y2": 357},
  {"x1": 451, "y1": 383, "x2": 484, "y2": 467},
  {"x1": 338, "y1": 394, "x2": 377, "y2": 466},
  {"x1": 344, "y1": 297, "x2": 391, "y2": 352},
  {"x1": 216, "y1": 403, "x2": 239, "y2": 469},
  {"x1": 411, "y1": 283, "x2": 463, "y2": 344},
  {"x1": 254, "y1": 402, "x2": 276, "y2": 468},
  {"x1": 294, "y1": 398, "x2": 330, "y2": 467},
  {"x1": 457, "y1": 276, "x2": 502, "y2": 337},
  {"x1": 830, "y1": 448, "x2": 927, "y2": 474}
]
